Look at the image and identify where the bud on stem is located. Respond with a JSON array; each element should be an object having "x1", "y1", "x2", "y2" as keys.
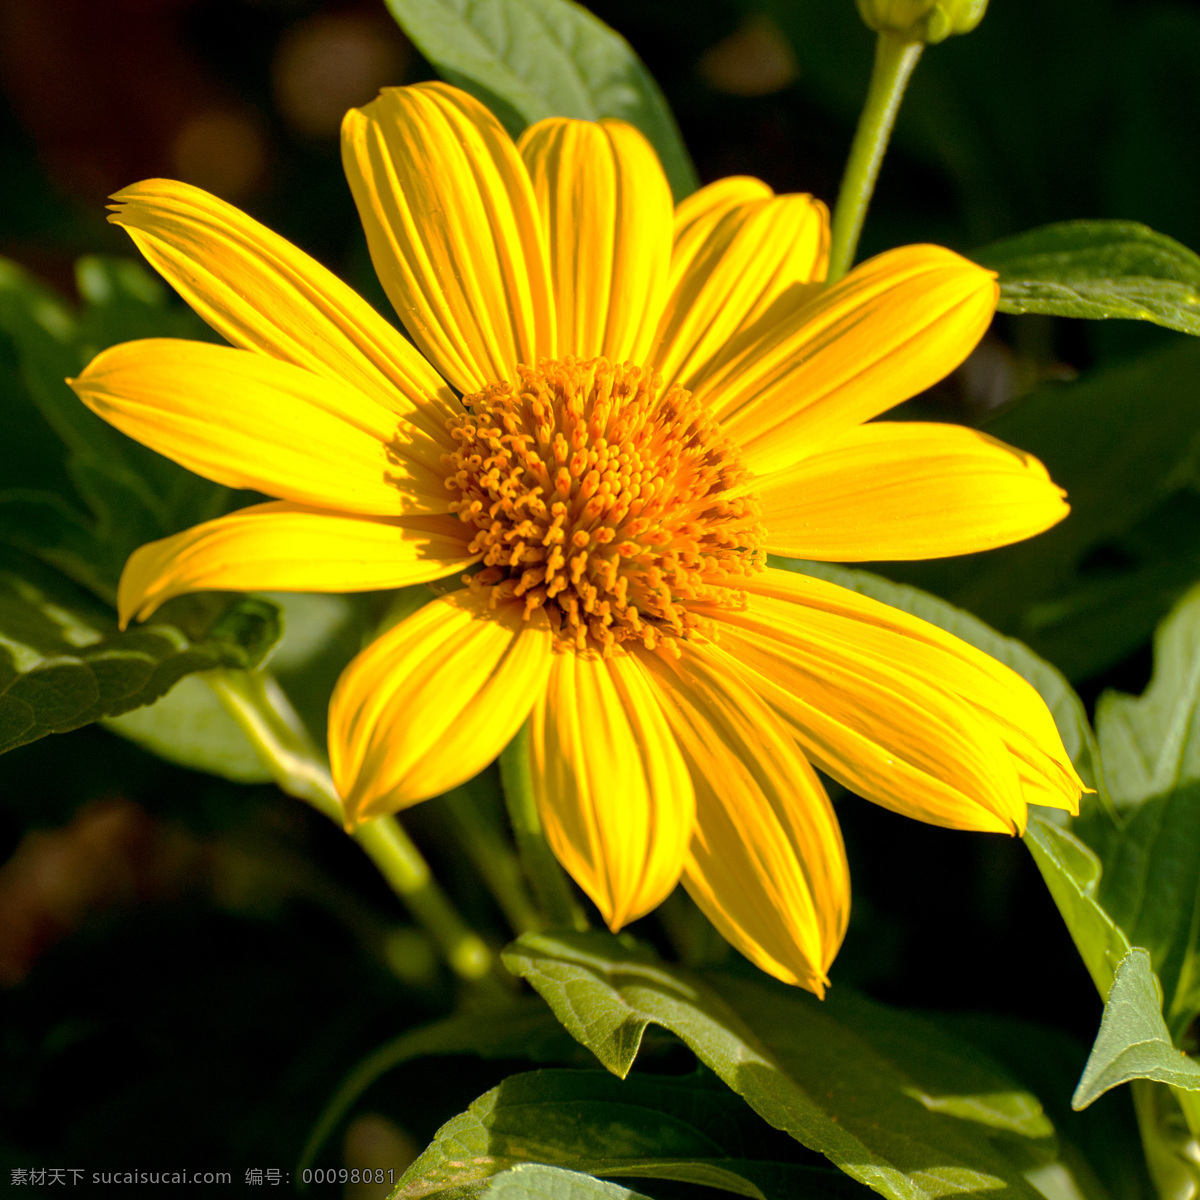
[{"x1": 855, "y1": 0, "x2": 988, "y2": 45}]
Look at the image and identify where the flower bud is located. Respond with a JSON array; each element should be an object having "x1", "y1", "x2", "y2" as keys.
[{"x1": 855, "y1": 0, "x2": 988, "y2": 44}]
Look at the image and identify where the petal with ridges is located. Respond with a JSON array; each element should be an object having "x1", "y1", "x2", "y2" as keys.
[
  {"x1": 759, "y1": 422, "x2": 1069, "y2": 561},
  {"x1": 108, "y1": 179, "x2": 459, "y2": 443},
  {"x1": 118, "y1": 502, "x2": 476, "y2": 625},
  {"x1": 529, "y1": 649, "x2": 693, "y2": 931},
  {"x1": 520, "y1": 118, "x2": 673, "y2": 365},
  {"x1": 707, "y1": 568, "x2": 1082, "y2": 829},
  {"x1": 693, "y1": 244, "x2": 998, "y2": 475},
  {"x1": 643, "y1": 643, "x2": 849, "y2": 994},
  {"x1": 670, "y1": 176, "x2": 774, "y2": 287},
  {"x1": 653, "y1": 193, "x2": 829, "y2": 391},
  {"x1": 70, "y1": 339, "x2": 449, "y2": 516},
  {"x1": 715, "y1": 611, "x2": 1023, "y2": 834},
  {"x1": 329, "y1": 590, "x2": 553, "y2": 823},
  {"x1": 341, "y1": 83, "x2": 555, "y2": 395},
  {"x1": 741, "y1": 570, "x2": 1083, "y2": 814}
]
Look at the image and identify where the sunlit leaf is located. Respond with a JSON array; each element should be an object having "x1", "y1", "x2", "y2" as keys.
[
  {"x1": 400, "y1": 1068, "x2": 858, "y2": 1200},
  {"x1": 483, "y1": 1165, "x2": 655, "y2": 1200},
  {"x1": 975, "y1": 222, "x2": 1200, "y2": 335},
  {"x1": 382, "y1": 0, "x2": 698, "y2": 199},
  {"x1": 1073, "y1": 949, "x2": 1200, "y2": 1110},
  {"x1": 504, "y1": 931, "x2": 1062, "y2": 1200}
]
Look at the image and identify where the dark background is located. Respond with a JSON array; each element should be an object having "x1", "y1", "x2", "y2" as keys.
[{"x1": 2, "y1": 0, "x2": 1196, "y2": 1190}]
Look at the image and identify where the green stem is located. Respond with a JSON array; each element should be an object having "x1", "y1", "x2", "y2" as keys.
[
  {"x1": 443, "y1": 786, "x2": 544, "y2": 934},
  {"x1": 1132, "y1": 1081, "x2": 1200, "y2": 1200},
  {"x1": 826, "y1": 32, "x2": 924, "y2": 284},
  {"x1": 498, "y1": 723, "x2": 587, "y2": 931},
  {"x1": 207, "y1": 669, "x2": 497, "y2": 986}
]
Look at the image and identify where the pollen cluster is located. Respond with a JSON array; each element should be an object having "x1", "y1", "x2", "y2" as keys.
[{"x1": 443, "y1": 356, "x2": 765, "y2": 656}]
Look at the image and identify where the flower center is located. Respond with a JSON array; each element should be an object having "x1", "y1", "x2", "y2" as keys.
[{"x1": 443, "y1": 356, "x2": 765, "y2": 656}]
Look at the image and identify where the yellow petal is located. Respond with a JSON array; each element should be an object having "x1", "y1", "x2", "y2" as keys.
[
  {"x1": 643, "y1": 643, "x2": 849, "y2": 993},
  {"x1": 69, "y1": 339, "x2": 449, "y2": 515},
  {"x1": 329, "y1": 590, "x2": 553, "y2": 822},
  {"x1": 694, "y1": 244, "x2": 998, "y2": 475},
  {"x1": 760, "y1": 422, "x2": 1069, "y2": 561},
  {"x1": 117, "y1": 502, "x2": 476, "y2": 625},
  {"x1": 529, "y1": 649, "x2": 693, "y2": 930},
  {"x1": 519, "y1": 118, "x2": 673, "y2": 364},
  {"x1": 670, "y1": 176, "x2": 774, "y2": 285},
  {"x1": 108, "y1": 178, "x2": 459, "y2": 443},
  {"x1": 709, "y1": 567, "x2": 1082, "y2": 831},
  {"x1": 341, "y1": 83, "x2": 555, "y2": 395},
  {"x1": 653, "y1": 192, "x2": 829, "y2": 391}
]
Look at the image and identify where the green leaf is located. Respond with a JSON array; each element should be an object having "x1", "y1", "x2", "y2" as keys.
[
  {"x1": 382, "y1": 0, "x2": 698, "y2": 200},
  {"x1": 935, "y1": 1014, "x2": 1155, "y2": 1200},
  {"x1": 1011, "y1": 531, "x2": 1200, "y2": 693},
  {"x1": 1097, "y1": 782, "x2": 1200, "y2": 1038},
  {"x1": 301, "y1": 998, "x2": 585, "y2": 1179},
  {"x1": 0, "y1": 490, "x2": 127, "y2": 601},
  {"x1": 1023, "y1": 812, "x2": 1131, "y2": 1000},
  {"x1": 504, "y1": 931, "x2": 1063, "y2": 1200},
  {"x1": 481, "y1": 1165, "x2": 655, "y2": 1200},
  {"x1": 106, "y1": 590, "x2": 377, "y2": 782},
  {"x1": 1095, "y1": 584, "x2": 1200, "y2": 809},
  {"x1": 399, "y1": 1068, "x2": 858, "y2": 1200},
  {"x1": 1063, "y1": 588, "x2": 1200, "y2": 1036},
  {"x1": 776, "y1": 559, "x2": 1106, "y2": 798},
  {"x1": 1073, "y1": 949, "x2": 1200, "y2": 1110},
  {"x1": 974, "y1": 221, "x2": 1200, "y2": 335},
  {"x1": 103, "y1": 674, "x2": 273, "y2": 784},
  {"x1": 0, "y1": 547, "x2": 280, "y2": 755}
]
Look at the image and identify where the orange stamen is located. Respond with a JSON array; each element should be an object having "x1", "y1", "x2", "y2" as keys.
[{"x1": 444, "y1": 357, "x2": 765, "y2": 656}]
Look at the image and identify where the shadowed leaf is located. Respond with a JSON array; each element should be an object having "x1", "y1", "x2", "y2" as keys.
[
  {"x1": 399, "y1": 1068, "x2": 861, "y2": 1200},
  {"x1": 0, "y1": 546, "x2": 280, "y2": 755},
  {"x1": 503, "y1": 931, "x2": 1066, "y2": 1200}
]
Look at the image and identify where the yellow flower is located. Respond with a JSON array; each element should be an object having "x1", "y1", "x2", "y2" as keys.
[{"x1": 69, "y1": 83, "x2": 1081, "y2": 995}]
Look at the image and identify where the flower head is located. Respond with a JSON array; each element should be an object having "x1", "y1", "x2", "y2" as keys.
[
  {"x1": 448, "y1": 356, "x2": 766, "y2": 653},
  {"x1": 70, "y1": 82, "x2": 1080, "y2": 994}
]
